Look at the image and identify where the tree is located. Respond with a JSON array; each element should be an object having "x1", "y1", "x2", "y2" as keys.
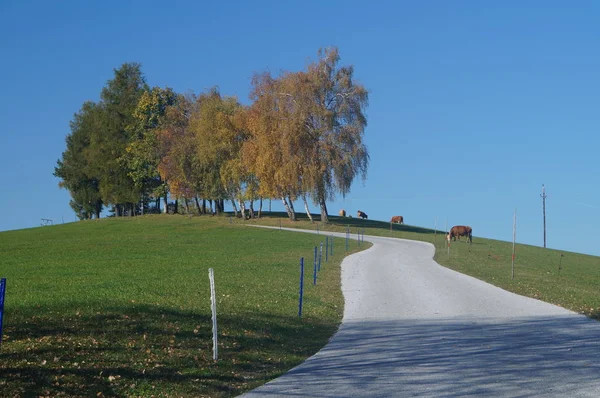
[
  {"x1": 56, "y1": 50, "x2": 367, "y2": 222},
  {"x1": 85, "y1": 63, "x2": 149, "y2": 216},
  {"x1": 156, "y1": 94, "x2": 203, "y2": 211},
  {"x1": 244, "y1": 72, "x2": 305, "y2": 221},
  {"x1": 54, "y1": 101, "x2": 104, "y2": 219},
  {"x1": 292, "y1": 47, "x2": 369, "y2": 223},
  {"x1": 121, "y1": 86, "x2": 178, "y2": 213},
  {"x1": 245, "y1": 48, "x2": 368, "y2": 222},
  {"x1": 190, "y1": 88, "x2": 248, "y2": 216}
]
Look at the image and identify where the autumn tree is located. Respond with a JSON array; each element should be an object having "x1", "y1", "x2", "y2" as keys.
[
  {"x1": 295, "y1": 47, "x2": 369, "y2": 223},
  {"x1": 155, "y1": 93, "x2": 206, "y2": 213},
  {"x1": 190, "y1": 88, "x2": 248, "y2": 216},
  {"x1": 121, "y1": 86, "x2": 178, "y2": 213},
  {"x1": 245, "y1": 48, "x2": 368, "y2": 222},
  {"x1": 244, "y1": 72, "x2": 305, "y2": 221}
]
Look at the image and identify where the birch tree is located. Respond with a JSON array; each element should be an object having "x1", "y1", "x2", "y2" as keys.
[
  {"x1": 245, "y1": 48, "x2": 368, "y2": 222},
  {"x1": 244, "y1": 72, "x2": 304, "y2": 221},
  {"x1": 190, "y1": 88, "x2": 248, "y2": 216},
  {"x1": 297, "y1": 47, "x2": 369, "y2": 223}
]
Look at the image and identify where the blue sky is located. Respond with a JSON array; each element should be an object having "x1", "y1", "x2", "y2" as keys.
[{"x1": 1, "y1": 1, "x2": 599, "y2": 255}]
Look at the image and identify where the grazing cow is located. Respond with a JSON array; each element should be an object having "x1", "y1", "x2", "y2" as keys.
[
  {"x1": 357, "y1": 210, "x2": 368, "y2": 219},
  {"x1": 447, "y1": 225, "x2": 473, "y2": 243},
  {"x1": 390, "y1": 215, "x2": 404, "y2": 224},
  {"x1": 339, "y1": 209, "x2": 346, "y2": 217}
]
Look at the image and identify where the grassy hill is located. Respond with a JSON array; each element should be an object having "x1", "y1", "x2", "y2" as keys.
[
  {"x1": 1, "y1": 212, "x2": 599, "y2": 397},
  {"x1": 0, "y1": 215, "x2": 366, "y2": 397}
]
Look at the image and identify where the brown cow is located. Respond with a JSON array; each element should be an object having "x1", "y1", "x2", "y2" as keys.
[
  {"x1": 357, "y1": 210, "x2": 368, "y2": 219},
  {"x1": 339, "y1": 209, "x2": 346, "y2": 217},
  {"x1": 447, "y1": 225, "x2": 473, "y2": 243},
  {"x1": 390, "y1": 215, "x2": 404, "y2": 224}
]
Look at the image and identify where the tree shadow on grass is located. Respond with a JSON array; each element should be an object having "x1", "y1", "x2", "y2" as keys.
[{"x1": 0, "y1": 304, "x2": 337, "y2": 397}]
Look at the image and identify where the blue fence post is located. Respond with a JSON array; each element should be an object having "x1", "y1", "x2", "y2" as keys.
[
  {"x1": 314, "y1": 246, "x2": 317, "y2": 274},
  {"x1": 0, "y1": 278, "x2": 6, "y2": 347},
  {"x1": 325, "y1": 236, "x2": 329, "y2": 262},
  {"x1": 313, "y1": 254, "x2": 317, "y2": 285},
  {"x1": 298, "y1": 258, "x2": 304, "y2": 318},
  {"x1": 357, "y1": 229, "x2": 360, "y2": 247}
]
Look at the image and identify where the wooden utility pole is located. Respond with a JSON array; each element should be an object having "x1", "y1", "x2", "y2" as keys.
[{"x1": 541, "y1": 184, "x2": 547, "y2": 248}]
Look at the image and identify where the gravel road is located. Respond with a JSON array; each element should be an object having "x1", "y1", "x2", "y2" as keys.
[{"x1": 240, "y1": 231, "x2": 600, "y2": 397}]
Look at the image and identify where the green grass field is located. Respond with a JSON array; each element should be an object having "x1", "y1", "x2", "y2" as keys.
[
  {"x1": 1, "y1": 212, "x2": 599, "y2": 397},
  {"x1": 0, "y1": 215, "x2": 367, "y2": 397}
]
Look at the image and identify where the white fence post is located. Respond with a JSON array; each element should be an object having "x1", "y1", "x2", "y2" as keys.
[{"x1": 209, "y1": 268, "x2": 218, "y2": 361}]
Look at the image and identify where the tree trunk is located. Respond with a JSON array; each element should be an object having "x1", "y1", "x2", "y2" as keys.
[
  {"x1": 208, "y1": 199, "x2": 213, "y2": 214},
  {"x1": 184, "y1": 198, "x2": 190, "y2": 214},
  {"x1": 202, "y1": 198, "x2": 206, "y2": 214},
  {"x1": 194, "y1": 196, "x2": 202, "y2": 214},
  {"x1": 231, "y1": 199, "x2": 238, "y2": 218},
  {"x1": 288, "y1": 196, "x2": 296, "y2": 214},
  {"x1": 156, "y1": 198, "x2": 160, "y2": 213},
  {"x1": 130, "y1": 203, "x2": 134, "y2": 217},
  {"x1": 269, "y1": 199, "x2": 272, "y2": 212},
  {"x1": 163, "y1": 194, "x2": 168, "y2": 214},
  {"x1": 303, "y1": 195, "x2": 313, "y2": 222},
  {"x1": 249, "y1": 200, "x2": 255, "y2": 219},
  {"x1": 95, "y1": 202, "x2": 102, "y2": 219},
  {"x1": 258, "y1": 197, "x2": 263, "y2": 218},
  {"x1": 319, "y1": 197, "x2": 329, "y2": 223},
  {"x1": 281, "y1": 197, "x2": 296, "y2": 221},
  {"x1": 238, "y1": 199, "x2": 246, "y2": 219},
  {"x1": 174, "y1": 199, "x2": 179, "y2": 214}
]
